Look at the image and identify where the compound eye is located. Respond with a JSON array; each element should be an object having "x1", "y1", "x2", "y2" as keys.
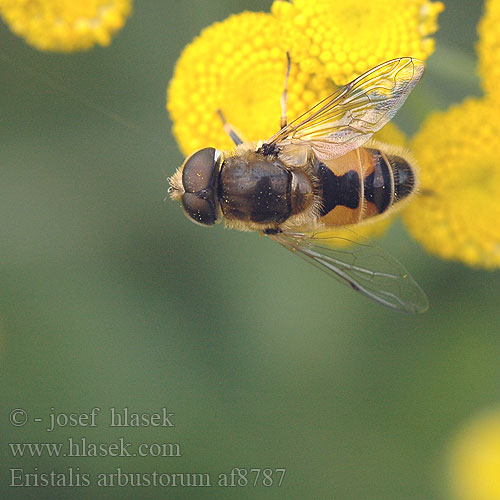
[
  {"x1": 182, "y1": 147, "x2": 218, "y2": 193},
  {"x1": 182, "y1": 192, "x2": 217, "y2": 226}
]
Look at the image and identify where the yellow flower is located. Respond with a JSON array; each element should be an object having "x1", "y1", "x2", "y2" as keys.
[
  {"x1": 167, "y1": 11, "x2": 335, "y2": 157},
  {"x1": 0, "y1": 0, "x2": 131, "y2": 52},
  {"x1": 404, "y1": 98, "x2": 500, "y2": 269},
  {"x1": 167, "y1": 9, "x2": 409, "y2": 156},
  {"x1": 478, "y1": 0, "x2": 500, "y2": 100},
  {"x1": 271, "y1": 0, "x2": 444, "y2": 84},
  {"x1": 448, "y1": 408, "x2": 500, "y2": 500}
]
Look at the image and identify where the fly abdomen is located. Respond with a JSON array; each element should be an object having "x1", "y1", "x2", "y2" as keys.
[
  {"x1": 363, "y1": 149, "x2": 393, "y2": 214},
  {"x1": 315, "y1": 147, "x2": 417, "y2": 227},
  {"x1": 364, "y1": 148, "x2": 416, "y2": 215},
  {"x1": 316, "y1": 163, "x2": 360, "y2": 215},
  {"x1": 389, "y1": 154, "x2": 416, "y2": 202}
]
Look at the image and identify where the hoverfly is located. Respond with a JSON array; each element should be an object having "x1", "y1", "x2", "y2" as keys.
[{"x1": 169, "y1": 57, "x2": 428, "y2": 312}]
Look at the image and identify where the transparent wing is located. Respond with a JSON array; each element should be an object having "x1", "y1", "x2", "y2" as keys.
[
  {"x1": 269, "y1": 230, "x2": 428, "y2": 313},
  {"x1": 266, "y1": 58, "x2": 424, "y2": 161}
]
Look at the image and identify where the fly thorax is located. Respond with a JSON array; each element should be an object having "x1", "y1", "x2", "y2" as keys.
[{"x1": 218, "y1": 154, "x2": 292, "y2": 225}]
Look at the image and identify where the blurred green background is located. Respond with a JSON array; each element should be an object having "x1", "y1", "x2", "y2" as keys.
[{"x1": 1, "y1": 1, "x2": 499, "y2": 499}]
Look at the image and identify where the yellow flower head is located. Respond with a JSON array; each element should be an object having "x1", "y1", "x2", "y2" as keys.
[
  {"x1": 477, "y1": 0, "x2": 500, "y2": 100},
  {"x1": 404, "y1": 98, "x2": 500, "y2": 269},
  {"x1": 448, "y1": 408, "x2": 500, "y2": 500},
  {"x1": 271, "y1": 0, "x2": 444, "y2": 84},
  {"x1": 0, "y1": 0, "x2": 131, "y2": 52},
  {"x1": 167, "y1": 11, "x2": 335, "y2": 157},
  {"x1": 167, "y1": 9, "x2": 408, "y2": 154}
]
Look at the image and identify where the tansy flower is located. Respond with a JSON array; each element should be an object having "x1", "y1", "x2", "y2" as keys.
[
  {"x1": 167, "y1": 1, "x2": 441, "y2": 156},
  {"x1": 271, "y1": 0, "x2": 444, "y2": 84},
  {"x1": 168, "y1": 11, "x2": 336, "y2": 157},
  {"x1": 0, "y1": 0, "x2": 131, "y2": 52},
  {"x1": 477, "y1": 0, "x2": 500, "y2": 100},
  {"x1": 403, "y1": 98, "x2": 500, "y2": 269},
  {"x1": 448, "y1": 408, "x2": 500, "y2": 500},
  {"x1": 167, "y1": 10, "x2": 409, "y2": 157}
]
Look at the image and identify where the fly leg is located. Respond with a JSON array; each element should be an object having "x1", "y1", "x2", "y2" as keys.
[
  {"x1": 280, "y1": 52, "x2": 291, "y2": 129},
  {"x1": 216, "y1": 109, "x2": 243, "y2": 146}
]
